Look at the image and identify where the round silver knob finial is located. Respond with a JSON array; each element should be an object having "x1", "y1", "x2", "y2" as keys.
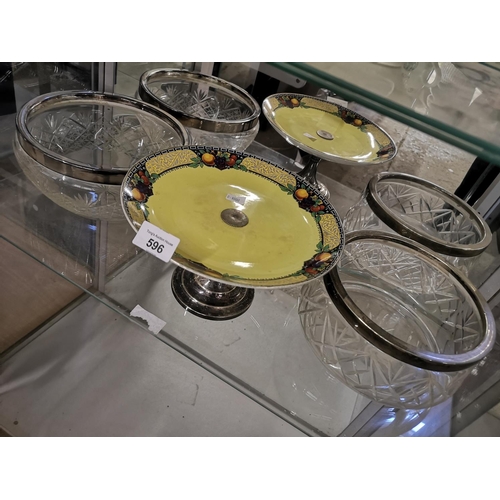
[
  {"x1": 317, "y1": 129, "x2": 334, "y2": 140},
  {"x1": 221, "y1": 208, "x2": 249, "y2": 227}
]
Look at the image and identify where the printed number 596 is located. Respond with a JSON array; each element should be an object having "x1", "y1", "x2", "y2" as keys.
[{"x1": 147, "y1": 238, "x2": 164, "y2": 253}]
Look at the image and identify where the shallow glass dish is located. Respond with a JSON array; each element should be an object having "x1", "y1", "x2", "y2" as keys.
[
  {"x1": 138, "y1": 69, "x2": 261, "y2": 151},
  {"x1": 15, "y1": 91, "x2": 189, "y2": 221},
  {"x1": 343, "y1": 172, "x2": 492, "y2": 275},
  {"x1": 298, "y1": 231, "x2": 496, "y2": 409}
]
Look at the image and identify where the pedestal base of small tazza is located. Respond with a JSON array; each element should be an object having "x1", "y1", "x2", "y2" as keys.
[{"x1": 171, "y1": 267, "x2": 254, "y2": 321}]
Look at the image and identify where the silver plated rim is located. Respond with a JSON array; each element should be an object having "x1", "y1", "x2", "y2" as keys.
[
  {"x1": 138, "y1": 68, "x2": 261, "y2": 134},
  {"x1": 16, "y1": 90, "x2": 190, "y2": 185},
  {"x1": 366, "y1": 172, "x2": 492, "y2": 257},
  {"x1": 262, "y1": 93, "x2": 398, "y2": 166},
  {"x1": 323, "y1": 230, "x2": 496, "y2": 372}
]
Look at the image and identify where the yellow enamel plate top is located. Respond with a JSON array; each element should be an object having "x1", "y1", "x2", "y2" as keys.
[
  {"x1": 262, "y1": 94, "x2": 397, "y2": 165},
  {"x1": 121, "y1": 147, "x2": 344, "y2": 288}
]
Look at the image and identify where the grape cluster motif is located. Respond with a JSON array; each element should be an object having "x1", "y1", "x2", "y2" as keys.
[
  {"x1": 301, "y1": 243, "x2": 335, "y2": 276},
  {"x1": 338, "y1": 109, "x2": 365, "y2": 127},
  {"x1": 280, "y1": 183, "x2": 328, "y2": 222},
  {"x1": 188, "y1": 149, "x2": 248, "y2": 171},
  {"x1": 129, "y1": 169, "x2": 159, "y2": 202},
  {"x1": 277, "y1": 95, "x2": 301, "y2": 109},
  {"x1": 376, "y1": 144, "x2": 396, "y2": 158}
]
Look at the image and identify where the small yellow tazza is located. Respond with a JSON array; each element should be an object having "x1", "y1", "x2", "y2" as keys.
[
  {"x1": 262, "y1": 94, "x2": 397, "y2": 165},
  {"x1": 121, "y1": 147, "x2": 344, "y2": 288}
]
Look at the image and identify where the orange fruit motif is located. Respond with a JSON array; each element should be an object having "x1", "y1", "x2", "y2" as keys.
[
  {"x1": 294, "y1": 188, "x2": 309, "y2": 200},
  {"x1": 201, "y1": 153, "x2": 216, "y2": 165},
  {"x1": 314, "y1": 252, "x2": 331, "y2": 262},
  {"x1": 290, "y1": 98, "x2": 300, "y2": 107},
  {"x1": 131, "y1": 188, "x2": 145, "y2": 201},
  {"x1": 353, "y1": 118, "x2": 363, "y2": 126}
]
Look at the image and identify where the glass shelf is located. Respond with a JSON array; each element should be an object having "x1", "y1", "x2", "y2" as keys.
[{"x1": 271, "y1": 62, "x2": 500, "y2": 165}]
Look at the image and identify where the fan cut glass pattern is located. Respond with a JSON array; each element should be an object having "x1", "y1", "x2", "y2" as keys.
[
  {"x1": 343, "y1": 179, "x2": 485, "y2": 276},
  {"x1": 298, "y1": 238, "x2": 485, "y2": 409},
  {"x1": 151, "y1": 82, "x2": 253, "y2": 121},
  {"x1": 376, "y1": 180, "x2": 482, "y2": 246},
  {"x1": 27, "y1": 104, "x2": 181, "y2": 169}
]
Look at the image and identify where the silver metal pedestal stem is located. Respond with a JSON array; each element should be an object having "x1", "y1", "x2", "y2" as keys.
[
  {"x1": 295, "y1": 152, "x2": 330, "y2": 199},
  {"x1": 171, "y1": 267, "x2": 254, "y2": 321}
]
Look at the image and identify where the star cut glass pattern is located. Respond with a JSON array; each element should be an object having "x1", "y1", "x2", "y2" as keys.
[
  {"x1": 218, "y1": 97, "x2": 252, "y2": 121},
  {"x1": 141, "y1": 72, "x2": 260, "y2": 150},
  {"x1": 155, "y1": 82, "x2": 252, "y2": 121},
  {"x1": 27, "y1": 105, "x2": 179, "y2": 169},
  {"x1": 298, "y1": 237, "x2": 487, "y2": 409},
  {"x1": 376, "y1": 180, "x2": 482, "y2": 246},
  {"x1": 18, "y1": 99, "x2": 186, "y2": 222},
  {"x1": 344, "y1": 177, "x2": 487, "y2": 275}
]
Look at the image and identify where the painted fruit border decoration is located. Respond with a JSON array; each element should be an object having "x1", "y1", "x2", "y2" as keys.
[
  {"x1": 121, "y1": 146, "x2": 345, "y2": 288},
  {"x1": 273, "y1": 94, "x2": 396, "y2": 160}
]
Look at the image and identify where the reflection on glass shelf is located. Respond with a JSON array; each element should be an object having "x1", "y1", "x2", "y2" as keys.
[
  {"x1": 104, "y1": 252, "x2": 369, "y2": 436},
  {"x1": 271, "y1": 62, "x2": 500, "y2": 164}
]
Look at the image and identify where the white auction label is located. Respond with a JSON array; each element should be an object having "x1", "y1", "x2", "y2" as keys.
[
  {"x1": 303, "y1": 132, "x2": 317, "y2": 141},
  {"x1": 226, "y1": 193, "x2": 247, "y2": 206},
  {"x1": 132, "y1": 221, "x2": 180, "y2": 263}
]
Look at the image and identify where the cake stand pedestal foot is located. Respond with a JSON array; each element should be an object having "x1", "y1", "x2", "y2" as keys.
[{"x1": 171, "y1": 267, "x2": 254, "y2": 321}]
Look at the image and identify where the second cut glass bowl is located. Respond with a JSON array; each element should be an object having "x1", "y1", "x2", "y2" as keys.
[
  {"x1": 343, "y1": 172, "x2": 492, "y2": 276},
  {"x1": 138, "y1": 68, "x2": 261, "y2": 151},
  {"x1": 298, "y1": 231, "x2": 496, "y2": 410}
]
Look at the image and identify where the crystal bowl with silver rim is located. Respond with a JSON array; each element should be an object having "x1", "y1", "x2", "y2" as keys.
[
  {"x1": 15, "y1": 90, "x2": 189, "y2": 221},
  {"x1": 138, "y1": 68, "x2": 261, "y2": 151},
  {"x1": 298, "y1": 231, "x2": 496, "y2": 410},
  {"x1": 343, "y1": 172, "x2": 492, "y2": 276}
]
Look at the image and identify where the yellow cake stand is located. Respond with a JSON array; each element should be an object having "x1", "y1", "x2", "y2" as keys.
[
  {"x1": 262, "y1": 93, "x2": 397, "y2": 198},
  {"x1": 121, "y1": 147, "x2": 345, "y2": 320}
]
